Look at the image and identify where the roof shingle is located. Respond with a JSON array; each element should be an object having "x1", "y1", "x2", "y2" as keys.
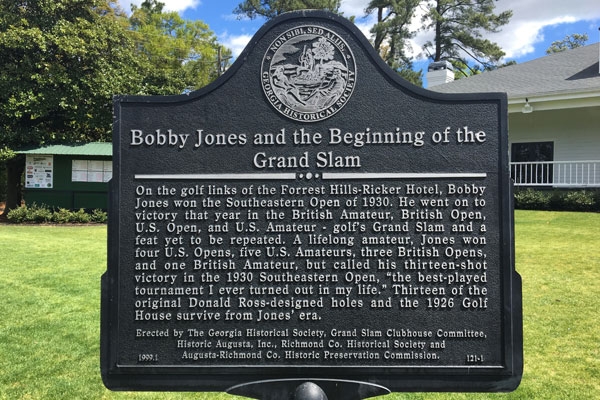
[{"x1": 429, "y1": 43, "x2": 600, "y2": 98}]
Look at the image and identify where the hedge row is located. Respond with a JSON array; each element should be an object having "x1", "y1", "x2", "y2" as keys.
[
  {"x1": 514, "y1": 189, "x2": 600, "y2": 212},
  {"x1": 7, "y1": 203, "x2": 107, "y2": 224}
]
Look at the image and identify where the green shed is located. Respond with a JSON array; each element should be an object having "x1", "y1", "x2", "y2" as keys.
[{"x1": 19, "y1": 143, "x2": 112, "y2": 210}]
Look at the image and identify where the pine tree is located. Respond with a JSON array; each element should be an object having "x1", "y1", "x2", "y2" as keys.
[
  {"x1": 366, "y1": 0, "x2": 422, "y2": 85},
  {"x1": 234, "y1": 0, "x2": 341, "y2": 20},
  {"x1": 546, "y1": 34, "x2": 588, "y2": 54},
  {"x1": 422, "y1": 0, "x2": 512, "y2": 76}
]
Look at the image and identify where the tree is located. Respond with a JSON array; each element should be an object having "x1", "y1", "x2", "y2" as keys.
[
  {"x1": 366, "y1": 0, "x2": 422, "y2": 85},
  {"x1": 234, "y1": 0, "x2": 341, "y2": 20},
  {"x1": 129, "y1": 0, "x2": 228, "y2": 94},
  {"x1": 312, "y1": 37, "x2": 335, "y2": 64},
  {"x1": 0, "y1": 0, "x2": 143, "y2": 144},
  {"x1": 546, "y1": 33, "x2": 588, "y2": 54},
  {"x1": 0, "y1": 0, "x2": 145, "y2": 212},
  {"x1": 0, "y1": 0, "x2": 229, "y2": 213},
  {"x1": 421, "y1": 0, "x2": 512, "y2": 77}
]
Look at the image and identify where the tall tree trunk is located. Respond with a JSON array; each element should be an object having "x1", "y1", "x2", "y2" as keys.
[
  {"x1": 2, "y1": 155, "x2": 24, "y2": 217},
  {"x1": 435, "y1": 1, "x2": 442, "y2": 61},
  {"x1": 374, "y1": 6, "x2": 384, "y2": 52}
]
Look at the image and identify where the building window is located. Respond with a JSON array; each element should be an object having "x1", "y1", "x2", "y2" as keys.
[
  {"x1": 72, "y1": 160, "x2": 112, "y2": 183},
  {"x1": 511, "y1": 142, "x2": 554, "y2": 185}
]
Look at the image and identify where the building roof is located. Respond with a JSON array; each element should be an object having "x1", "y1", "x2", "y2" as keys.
[
  {"x1": 18, "y1": 142, "x2": 112, "y2": 156},
  {"x1": 429, "y1": 43, "x2": 600, "y2": 112}
]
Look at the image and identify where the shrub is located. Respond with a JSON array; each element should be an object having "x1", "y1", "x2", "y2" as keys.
[
  {"x1": 7, "y1": 203, "x2": 52, "y2": 223},
  {"x1": 514, "y1": 189, "x2": 551, "y2": 210},
  {"x1": 514, "y1": 188, "x2": 600, "y2": 212},
  {"x1": 6, "y1": 204, "x2": 30, "y2": 223},
  {"x1": 30, "y1": 204, "x2": 53, "y2": 223},
  {"x1": 561, "y1": 190, "x2": 596, "y2": 212},
  {"x1": 52, "y1": 208, "x2": 74, "y2": 224},
  {"x1": 7, "y1": 204, "x2": 107, "y2": 224},
  {"x1": 90, "y1": 209, "x2": 108, "y2": 223},
  {"x1": 71, "y1": 208, "x2": 91, "y2": 223}
]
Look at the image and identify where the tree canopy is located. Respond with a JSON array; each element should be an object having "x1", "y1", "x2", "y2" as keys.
[
  {"x1": 546, "y1": 33, "x2": 588, "y2": 54},
  {"x1": 234, "y1": 0, "x2": 341, "y2": 20},
  {"x1": 0, "y1": 0, "x2": 225, "y2": 151},
  {"x1": 0, "y1": 0, "x2": 227, "y2": 211},
  {"x1": 130, "y1": 0, "x2": 230, "y2": 94},
  {"x1": 422, "y1": 0, "x2": 512, "y2": 76},
  {"x1": 238, "y1": 0, "x2": 512, "y2": 84},
  {"x1": 0, "y1": 0, "x2": 142, "y2": 149},
  {"x1": 366, "y1": 0, "x2": 422, "y2": 85}
]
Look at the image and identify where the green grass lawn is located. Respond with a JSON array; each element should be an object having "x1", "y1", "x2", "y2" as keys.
[{"x1": 0, "y1": 211, "x2": 598, "y2": 399}]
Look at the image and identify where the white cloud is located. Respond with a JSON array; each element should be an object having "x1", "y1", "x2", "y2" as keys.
[
  {"x1": 117, "y1": 0, "x2": 600, "y2": 63},
  {"x1": 477, "y1": 0, "x2": 600, "y2": 59},
  {"x1": 341, "y1": 0, "x2": 600, "y2": 61},
  {"x1": 492, "y1": 16, "x2": 578, "y2": 59},
  {"x1": 118, "y1": 0, "x2": 201, "y2": 14},
  {"x1": 164, "y1": 0, "x2": 201, "y2": 12},
  {"x1": 117, "y1": 0, "x2": 138, "y2": 14},
  {"x1": 353, "y1": 15, "x2": 377, "y2": 41},
  {"x1": 220, "y1": 33, "x2": 253, "y2": 58},
  {"x1": 339, "y1": 0, "x2": 369, "y2": 18}
]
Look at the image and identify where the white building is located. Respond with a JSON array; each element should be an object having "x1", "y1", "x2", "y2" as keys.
[{"x1": 428, "y1": 43, "x2": 600, "y2": 188}]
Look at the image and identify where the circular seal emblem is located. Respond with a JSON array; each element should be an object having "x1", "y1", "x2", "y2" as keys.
[{"x1": 261, "y1": 25, "x2": 356, "y2": 122}]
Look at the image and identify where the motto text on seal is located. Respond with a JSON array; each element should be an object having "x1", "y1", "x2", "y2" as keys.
[{"x1": 262, "y1": 26, "x2": 356, "y2": 122}]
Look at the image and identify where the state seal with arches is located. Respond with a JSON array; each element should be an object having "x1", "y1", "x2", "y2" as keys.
[{"x1": 261, "y1": 25, "x2": 356, "y2": 122}]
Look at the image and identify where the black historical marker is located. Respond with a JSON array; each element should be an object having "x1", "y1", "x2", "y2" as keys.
[{"x1": 101, "y1": 10, "x2": 522, "y2": 399}]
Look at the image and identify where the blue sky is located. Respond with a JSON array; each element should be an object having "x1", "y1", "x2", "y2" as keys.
[{"x1": 119, "y1": 0, "x2": 600, "y2": 70}]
